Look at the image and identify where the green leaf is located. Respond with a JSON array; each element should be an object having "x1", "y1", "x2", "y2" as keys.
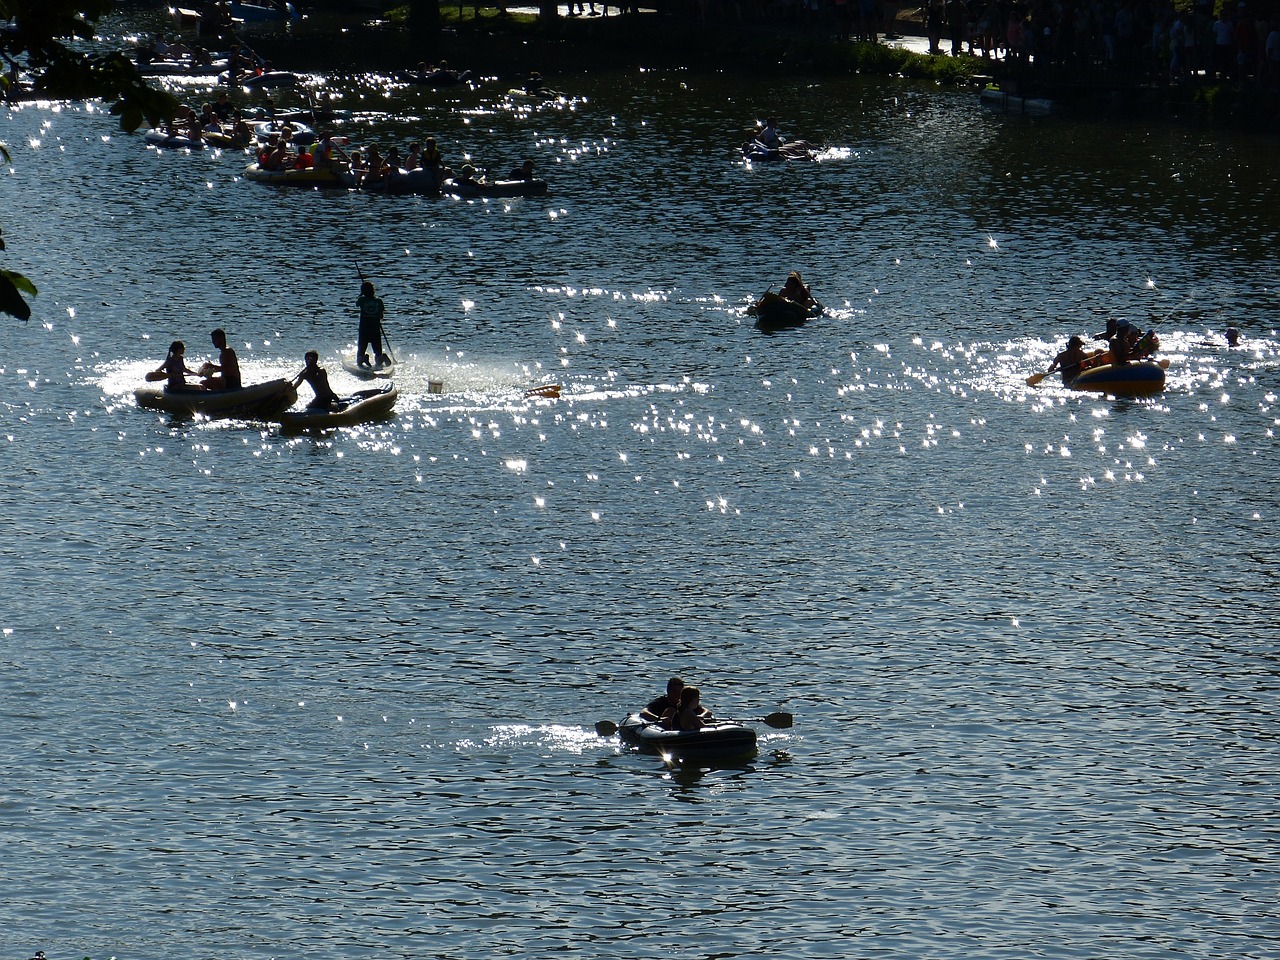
[
  {"x1": 0, "y1": 273, "x2": 34, "y2": 322},
  {"x1": 2, "y1": 269, "x2": 38, "y2": 297}
]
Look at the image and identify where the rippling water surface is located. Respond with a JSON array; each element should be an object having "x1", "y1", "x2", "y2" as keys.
[{"x1": 2, "y1": 34, "x2": 1279, "y2": 960}]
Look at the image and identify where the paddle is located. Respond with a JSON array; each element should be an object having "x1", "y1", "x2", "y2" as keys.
[
  {"x1": 594, "y1": 711, "x2": 792, "y2": 737},
  {"x1": 524, "y1": 383, "x2": 561, "y2": 399}
]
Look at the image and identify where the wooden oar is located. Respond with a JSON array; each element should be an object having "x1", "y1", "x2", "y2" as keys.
[
  {"x1": 594, "y1": 711, "x2": 792, "y2": 737},
  {"x1": 1026, "y1": 369, "x2": 1052, "y2": 386},
  {"x1": 524, "y1": 383, "x2": 561, "y2": 399}
]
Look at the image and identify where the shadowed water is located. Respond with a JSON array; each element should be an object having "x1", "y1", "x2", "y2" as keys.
[{"x1": 2, "y1": 45, "x2": 1278, "y2": 960}]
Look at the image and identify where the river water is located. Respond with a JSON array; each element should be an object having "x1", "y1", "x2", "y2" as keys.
[{"x1": 2, "y1": 19, "x2": 1279, "y2": 960}]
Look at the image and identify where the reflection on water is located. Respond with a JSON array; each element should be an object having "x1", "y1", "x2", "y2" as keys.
[{"x1": 2, "y1": 48, "x2": 1279, "y2": 960}]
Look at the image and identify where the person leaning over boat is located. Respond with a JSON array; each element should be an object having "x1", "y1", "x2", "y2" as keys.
[
  {"x1": 152, "y1": 341, "x2": 206, "y2": 392},
  {"x1": 1045, "y1": 335, "x2": 1097, "y2": 384},
  {"x1": 202, "y1": 328, "x2": 242, "y2": 391},
  {"x1": 291, "y1": 351, "x2": 340, "y2": 409},
  {"x1": 356, "y1": 281, "x2": 390, "y2": 369},
  {"x1": 662, "y1": 686, "x2": 708, "y2": 732}
]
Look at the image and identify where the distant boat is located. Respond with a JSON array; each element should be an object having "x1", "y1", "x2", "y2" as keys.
[
  {"x1": 980, "y1": 84, "x2": 1052, "y2": 117},
  {"x1": 229, "y1": 1, "x2": 301, "y2": 22}
]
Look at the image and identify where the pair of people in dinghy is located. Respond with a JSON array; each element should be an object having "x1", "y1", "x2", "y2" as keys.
[
  {"x1": 152, "y1": 329, "x2": 241, "y2": 392},
  {"x1": 639, "y1": 676, "x2": 714, "y2": 731}
]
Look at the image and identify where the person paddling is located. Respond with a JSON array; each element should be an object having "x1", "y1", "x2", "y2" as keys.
[
  {"x1": 291, "y1": 350, "x2": 340, "y2": 409},
  {"x1": 779, "y1": 270, "x2": 818, "y2": 308},
  {"x1": 151, "y1": 340, "x2": 206, "y2": 392},
  {"x1": 1044, "y1": 335, "x2": 1102, "y2": 384},
  {"x1": 356, "y1": 280, "x2": 390, "y2": 370}
]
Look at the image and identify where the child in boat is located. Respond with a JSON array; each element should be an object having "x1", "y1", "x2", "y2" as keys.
[
  {"x1": 662, "y1": 686, "x2": 707, "y2": 731},
  {"x1": 291, "y1": 351, "x2": 340, "y2": 409},
  {"x1": 640, "y1": 676, "x2": 714, "y2": 725},
  {"x1": 153, "y1": 341, "x2": 206, "y2": 392}
]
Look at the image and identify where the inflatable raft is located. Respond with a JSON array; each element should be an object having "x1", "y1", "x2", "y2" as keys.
[
  {"x1": 444, "y1": 178, "x2": 548, "y2": 199},
  {"x1": 748, "y1": 291, "x2": 823, "y2": 331},
  {"x1": 742, "y1": 141, "x2": 814, "y2": 162},
  {"x1": 277, "y1": 384, "x2": 398, "y2": 433},
  {"x1": 1068, "y1": 360, "x2": 1166, "y2": 395},
  {"x1": 144, "y1": 129, "x2": 206, "y2": 150},
  {"x1": 135, "y1": 379, "x2": 297, "y2": 419},
  {"x1": 243, "y1": 163, "x2": 355, "y2": 188},
  {"x1": 617, "y1": 714, "x2": 758, "y2": 763}
]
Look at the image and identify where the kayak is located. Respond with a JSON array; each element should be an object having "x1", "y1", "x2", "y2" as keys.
[
  {"x1": 341, "y1": 355, "x2": 396, "y2": 379},
  {"x1": 617, "y1": 713, "x2": 758, "y2": 763},
  {"x1": 748, "y1": 291, "x2": 823, "y2": 331},
  {"x1": 134, "y1": 378, "x2": 297, "y2": 419},
  {"x1": 277, "y1": 384, "x2": 398, "y2": 432},
  {"x1": 1068, "y1": 360, "x2": 1166, "y2": 395},
  {"x1": 444, "y1": 178, "x2": 549, "y2": 199},
  {"x1": 243, "y1": 163, "x2": 355, "y2": 188}
]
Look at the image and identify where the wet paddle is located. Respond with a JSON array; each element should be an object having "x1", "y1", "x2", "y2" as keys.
[
  {"x1": 524, "y1": 384, "x2": 561, "y2": 400},
  {"x1": 594, "y1": 711, "x2": 792, "y2": 738}
]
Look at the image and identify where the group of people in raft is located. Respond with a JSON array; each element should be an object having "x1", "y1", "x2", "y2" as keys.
[
  {"x1": 638, "y1": 676, "x2": 716, "y2": 732},
  {"x1": 149, "y1": 281, "x2": 393, "y2": 411},
  {"x1": 254, "y1": 126, "x2": 538, "y2": 192},
  {"x1": 1044, "y1": 317, "x2": 1163, "y2": 384}
]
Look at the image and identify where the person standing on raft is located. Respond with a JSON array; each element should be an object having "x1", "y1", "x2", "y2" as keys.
[{"x1": 356, "y1": 280, "x2": 390, "y2": 370}]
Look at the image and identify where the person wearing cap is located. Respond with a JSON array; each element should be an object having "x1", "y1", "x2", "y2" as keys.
[
  {"x1": 1109, "y1": 318, "x2": 1139, "y2": 364},
  {"x1": 1046, "y1": 334, "x2": 1099, "y2": 384}
]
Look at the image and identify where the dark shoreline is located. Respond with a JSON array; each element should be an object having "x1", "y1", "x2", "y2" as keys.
[{"x1": 217, "y1": 8, "x2": 1279, "y2": 132}]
